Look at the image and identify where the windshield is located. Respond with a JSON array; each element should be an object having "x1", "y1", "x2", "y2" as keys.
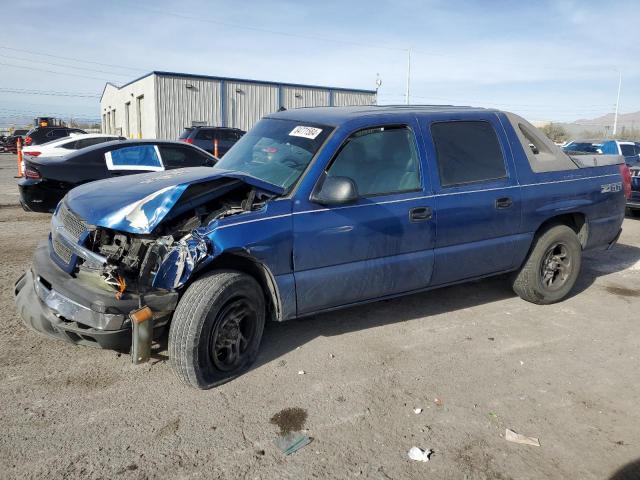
[
  {"x1": 564, "y1": 142, "x2": 600, "y2": 153},
  {"x1": 215, "y1": 118, "x2": 333, "y2": 190}
]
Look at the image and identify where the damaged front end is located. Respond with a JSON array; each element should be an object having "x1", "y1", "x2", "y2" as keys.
[{"x1": 74, "y1": 179, "x2": 273, "y2": 298}]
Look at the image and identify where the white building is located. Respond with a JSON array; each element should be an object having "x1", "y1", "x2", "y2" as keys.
[{"x1": 100, "y1": 71, "x2": 377, "y2": 139}]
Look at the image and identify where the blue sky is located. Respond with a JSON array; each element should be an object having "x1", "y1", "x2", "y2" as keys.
[{"x1": 0, "y1": 0, "x2": 638, "y2": 126}]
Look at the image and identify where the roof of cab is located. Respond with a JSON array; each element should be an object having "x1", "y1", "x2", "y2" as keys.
[{"x1": 267, "y1": 104, "x2": 498, "y2": 125}]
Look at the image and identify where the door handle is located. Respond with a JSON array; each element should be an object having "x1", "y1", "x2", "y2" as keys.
[
  {"x1": 495, "y1": 197, "x2": 513, "y2": 209},
  {"x1": 409, "y1": 206, "x2": 433, "y2": 222}
]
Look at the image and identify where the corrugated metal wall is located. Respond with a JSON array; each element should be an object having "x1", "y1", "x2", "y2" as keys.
[
  {"x1": 224, "y1": 81, "x2": 279, "y2": 132},
  {"x1": 281, "y1": 86, "x2": 330, "y2": 109},
  {"x1": 155, "y1": 75, "x2": 222, "y2": 139},
  {"x1": 104, "y1": 73, "x2": 377, "y2": 139},
  {"x1": 332, "y1": 91, "x2": 377, "y2": 106}
]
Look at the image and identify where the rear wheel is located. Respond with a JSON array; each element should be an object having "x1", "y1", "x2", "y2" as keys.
[
  {"x1": 169, "y1": 270, "x2": 265, "y2": 389},
  {"x1": 511, "y1": 225, "x2": 582, "y2": 304}
]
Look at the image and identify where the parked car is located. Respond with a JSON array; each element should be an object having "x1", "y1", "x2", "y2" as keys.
[
  {"x1": 600, "y1": 140, "x2": 640, "y2": 166},
  {"x1": 179, "y1": 126, "x2": 245, "y2": 156},
  {"x1": 15, "y1": 106, "x2": 628, "y2": 389},
  {"x1": 22, "y1": 134, "x2": 125, "y2": 159},
  {"x1": 2, "y1": 129, "x2": 29, "y2": 153},
  {"x1": 23, "y1": 126, "x2": 86, "y2": 146},
  {"x1": 18, "y1": 140, "x2": 217, "y2": 213},
  {"x1": 628, "y1": 165, "x2": 640, "y2": 215},
  {"x1": 562, "y1": 139, "x2": 603, "y2": 154}
]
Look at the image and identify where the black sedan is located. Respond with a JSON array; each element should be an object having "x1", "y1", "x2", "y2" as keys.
[{"x1": 19, "y1": 140, "x2": 217, "y2": 213}]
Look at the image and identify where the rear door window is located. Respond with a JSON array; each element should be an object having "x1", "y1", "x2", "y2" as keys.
[
  {"x1": 430, "y1": 121, "x2": 506, "y2": 187},
  {"x1": 105, "y1": 145, "x2": 163, "y2": 171},
  {"x1": 159, "y1": 145, "x2": 212, "y2": 168}
]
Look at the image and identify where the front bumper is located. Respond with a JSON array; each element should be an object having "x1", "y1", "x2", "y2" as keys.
[{"x1": 14, "y1": 242, "x2": 179, "y2": 351}]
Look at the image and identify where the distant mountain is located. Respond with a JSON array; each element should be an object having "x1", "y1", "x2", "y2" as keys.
[{"x1": 573, "y1": 111, "x2": 640, "y2": 129}]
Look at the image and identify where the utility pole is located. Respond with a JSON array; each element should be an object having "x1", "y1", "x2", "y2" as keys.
[
  {"x1": 613, "y1": 70, "x2": 622, "y2": 136},
  {"x1": 406, "y1": 48, "x2": 411, "y2": 105}
]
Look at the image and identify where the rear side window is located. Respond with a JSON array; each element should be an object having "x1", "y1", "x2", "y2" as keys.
[
  {"x1": 105, "y1": 145, "x2": 163, "y2": 171},
  {"x1": 327, "y1": 125, "x2": 421, "y2": 197},
  {"x1": 431, "y1": 121, "x2": 506, "y2": 186},
  {"x1": 179, "y1": 128, "x2": 193, "y2": 140},
  {"x1": 195, "y1": 129, "x2": 215, "y2": 140}
]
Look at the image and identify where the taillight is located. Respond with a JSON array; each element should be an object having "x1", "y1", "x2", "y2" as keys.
[
  {"x1": 180, "y1": 138, "x2": 193, "y2": 144},
  {"x1": 24, "y1": 151, "x2": 41, "y2": 157},
  {"x1": 619, "y1": 164, "x2": 632, "y2": 199},
  {"x1": 24, "y1": 167, "x2": 41, "y2": 180},
  {"x1": 24, "y1": 136, "x2": 32, "y2": 146}
]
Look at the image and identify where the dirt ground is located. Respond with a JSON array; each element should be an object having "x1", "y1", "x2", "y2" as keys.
[{"x1": 0, "y1": 152, "x2": 639, "y2": 479}]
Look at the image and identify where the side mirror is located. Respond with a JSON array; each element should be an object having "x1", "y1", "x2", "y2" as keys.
[{"x1": 311, "y1": 176, "x2": 358, "y2": 206}]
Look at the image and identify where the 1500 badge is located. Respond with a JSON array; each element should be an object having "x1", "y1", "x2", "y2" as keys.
[{"x1": 601, "y1": 182, "x2": 622, "y2": 193}]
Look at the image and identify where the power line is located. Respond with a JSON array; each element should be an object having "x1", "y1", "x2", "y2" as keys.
[
  {"x1": 0, "y1": 87, "x2": 100, "y2": 98},
  {"x1": 128, "y1": 4, "x2": 407, "y2": 53},
  {"x1": 0, "y1": 46, "x2": 146, "y2": 72},
  {"x1": 0, "y1": 61, "x2": 119, "y2": 82},
  {"x1": 0, "y1": 53, "x2": 131, "y2": 77}
]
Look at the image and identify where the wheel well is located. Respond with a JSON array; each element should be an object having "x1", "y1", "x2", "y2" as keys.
[
  {"x1": 190, "y1": 252, "x2": 281, "y2": 321},
  {"x1": 536, "y1": 212, "x2": 588, "y2": 248}
]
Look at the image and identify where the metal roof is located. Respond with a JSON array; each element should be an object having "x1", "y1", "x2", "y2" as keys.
[{"x1": 100, "y1": 71, "x2": 376, "y2": 101}]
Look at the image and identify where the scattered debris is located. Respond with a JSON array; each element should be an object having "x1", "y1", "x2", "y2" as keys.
[
  {"x1": 519, "y1": 361, "x2": 524, "y2": 366},
  {"x1": 298, "y1": 370, "x2": 305, "y2": 375},
  {"x1": 434, "y1": 397, "x2": 444, "y2": 407},
  {"x1": 328, "y1": 353, "x2": 335, "y2": 359},
  {"x1": 413, "y1": 408, "x2": 423, "y2": 414},
  {"x1": 270, "y1": 407, "x2": 308, "y2": 436},
  {"x1": 408, "y1": 446, "x2": 432, "y2": 462},
  {"x1": 276, "y1": 432, "x2": 312, "y2": 455},
  {"x1": 488, "y1": 337, "x2": 495, "y2": 341},
  {"x1": 505, "y1": 429, "x2": 540, "y2": 446},
  {"x1": 488, "y1": 412, "x2": 497, "y2": 418}
]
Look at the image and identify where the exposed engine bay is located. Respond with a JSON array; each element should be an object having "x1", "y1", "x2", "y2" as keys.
[{"x1": 76, "y1": 183, "x2": 272, "y2": 296}]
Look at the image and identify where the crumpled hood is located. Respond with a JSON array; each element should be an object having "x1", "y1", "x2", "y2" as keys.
[{"x1": 64, "y1": 167, "x2": 283, "y2": 234}]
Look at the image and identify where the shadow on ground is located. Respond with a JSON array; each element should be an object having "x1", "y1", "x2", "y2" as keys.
[
  {"x1": 252, "y1": 240, "x2": 640, "y2": 370},
  {"x1": 609, "y1": 457, "x2": 640, "y2": 480}
]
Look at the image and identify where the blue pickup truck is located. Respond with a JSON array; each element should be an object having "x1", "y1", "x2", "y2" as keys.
[{"x1": 15, "y1": 106, "x2": 630, "y2": 389}]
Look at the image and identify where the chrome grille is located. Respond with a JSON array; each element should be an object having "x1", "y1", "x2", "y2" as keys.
[
  {"x1": 58, "y1": 203, "x2": 87, "y2": 240},
  {"x1": 52, "y1": 237, "x2": 73, "y2": 263}
]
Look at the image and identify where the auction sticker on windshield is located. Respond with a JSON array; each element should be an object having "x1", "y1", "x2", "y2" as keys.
[{"x1": 289, "y1": 126, "x2": 323, "y2": 139}]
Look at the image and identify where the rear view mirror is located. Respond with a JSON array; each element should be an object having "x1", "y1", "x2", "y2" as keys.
[{"x1": 311, "y1": 176, "x2": 358, "y2": 206}]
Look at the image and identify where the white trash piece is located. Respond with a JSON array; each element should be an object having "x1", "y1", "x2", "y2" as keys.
[
  {"x1": 413, "y1": 408, "x2": 423, "y2": 414},
  {"x1": 408, "y1": 446, "x2": 432, "y2": 462},
  {"x1": 505, "y1": 428, "x2": 540, "y2": 446}
]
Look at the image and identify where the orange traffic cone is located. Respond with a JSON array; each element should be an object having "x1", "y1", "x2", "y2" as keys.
[{"x1": 15, "y1": 137, "x2": 23, "y2": 178}]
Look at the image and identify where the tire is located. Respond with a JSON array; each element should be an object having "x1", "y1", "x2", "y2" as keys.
[
  {"x1": 627, "y1": 208, "x2": 640, "y2": 218},
  {"x1": 169, "y1": 270, "x2": 265, "y2": 389},
  {"x1": 511, "y1": 225, "x2": 582, "y2": 305}
]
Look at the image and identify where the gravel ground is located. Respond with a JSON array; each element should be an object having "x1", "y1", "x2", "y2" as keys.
[{"x1": 0, "y1": 152, "x2": 639, "y2": 479}]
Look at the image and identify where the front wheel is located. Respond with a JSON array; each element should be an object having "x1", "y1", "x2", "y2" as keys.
[
  {"x1": 169, "y1": 270, "x2": 265, "y2": 389},
  {"x1": 511, "y1": 225, "x2": 582, "y2": 304}
]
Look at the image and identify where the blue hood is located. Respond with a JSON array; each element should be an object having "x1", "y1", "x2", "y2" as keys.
[{"x1": 65, "y1": 167, "x2": 284, "y2": 234}]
